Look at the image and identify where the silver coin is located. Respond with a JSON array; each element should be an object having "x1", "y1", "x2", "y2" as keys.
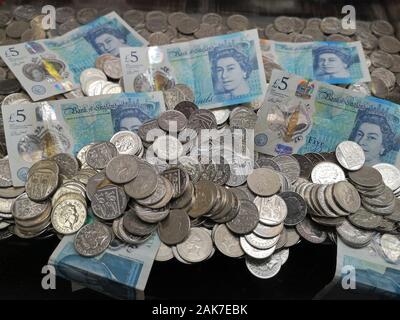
[
  {"x1": 370, "y1": 50, "x2": 394, "y2": 69},
  {"x1": 86, "y1": 142, "x2": 118, "y2": 170},
  {"x1": 226, "y1": 14, "x2": 249, "y2": 31},
  {"x1": 131, "y1": 202, "x2": 169, "y2": 224},
  {"x1": 348, "y1": 207, "x2": 383, "y2": 230},
  {"x1": 50, "y1": 153, "x2": 79, "y2": 179},
  {"x1": 176, "y1": 227, "x2": 213, "y2": 263},
  {"x1": 320, "y1": 17, "x2": 341, "y2": 34},
  {"x1": 124, "y1": 161, "x2": 158, "y2": 199},
  {"x1": 356, "y1": 30, "x2": 378, "y2": 51},
  {"x1": 226, "y1": 199, "x2": 259, "y2": 235},
  {"x1": 12, "y1": 193, "x2": 50, "y2": 221},
  {"x1": 145, "y1": 11, "x2": 168, "y2": 33},
  {"x1": 274, "y1": 16, "x2": 295, "y2": 34},
  {"x1": 149, "y1": 32, "x2": 170, "y2": 46},
  {"x1": 76, "y1": 8, "x2": 98, "y2": 24},
  {"x1": 110, "y1": 131, "x2": 143, "y2": 156},
  {"x1": 103, "y1": 58, "x2": 122, "y2": 79},
  {"x1": 245, "y1": 255, "x2": 282, "y2": 279},
  {"x1": 158, "y1": 110, "x2": 187, "y2": 133},
  {"x1": 373, "y1": 163, "x2": 400, "y2": 191},
  {"x1": 335, "y1": 141, "x2": 365, "y2": 171},
  {"x1": 158, "y1": 209, "x2": 190, "y2": 245},
  {"x1": 26, "y1": 166, "x2": 59, "y2": 202},
  {"x1": 153, "y1": 135, "x2": 183, "y2": 161},
  {"x1": 311, "y1": 161, "x2": 346, "y2": 184},
  {"x1": 273, "y1": 155, "x2": 301, "y2": 183},
  {"x1": 378, "y1": 35, "x2": 400, "y2": 54},
  {"x1": 177, "y1": 17, "x2": 200, "y2": 35},
  {"x1": 295, "y1": 216, "x2": 327, "y2": 243},
  {"x1": 213, "y1": 224, "x2": 244, "y2": 258},
  {"x1": 247, "y1": 168, "x2": 281, "y2": 197},
  {"x1": 253, "y1": 195, "x2": 287, "y2": 226},
  {"x1": 274, "y1": 248, "x2": 290, "y2": 265},
  {"x1": 74, "y1": 222, "x2": 112, "y2": 257},
  {"x1": 123, "y1": 209, "x2": 157, "y2": 236},
  {"x1": 337, "y1": 220, "x2": 375, "y2": 248},
  {"x1": 371, "y1": 19, "x2": 394, "y2": 37},
  {"x1": 240, "y1": 236, "x2": 276, "y2": 259},
  {"x1": 6, "y1": 20, "x2": 29, "y2": 39},
  {"x1": 55, "y1": 6, "x2": 76, "y2": 24},
  {"x1": 91, "y1": 184, "x2": 127, "y2": 220},
  {"x1": 244, "y1": 232, "x2": 280, "y2": 250},
  {"x1": 105, "y1": 154, "x2": 139, "y2": 184},
  {"x1": 202, "y1": 13, "x2": 223, "y2": 26},
  {"x1": 380, "y1": 233, "x2": 400, "y2": 263},
  {"x1": 123, "y1": 10, "x2": 145, "y2": 27},
  {"x1": 155, "y1": 242, "x2": 174, "y2": 262},
  {"x1": 0, "y1": 158, "x2": 12, "y2": 187}
]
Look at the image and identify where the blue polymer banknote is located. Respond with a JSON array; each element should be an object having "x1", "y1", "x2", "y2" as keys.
[
  {"x1": 0, "y1": 12, "x2": 147, "y2": 101},
  {"x1": 2, "y1": 91, "x2": 165, "y2": 186},
  {"x1": 49, "y1": 232, "x2": 160, "y2": 299},
  {"x1": 255, "y1": 70, "x2": 400, "y2": 169},
  {"x1": 120, "y1": 29, "x2": 267, "y2": 110},
  {"x1": 260, "y1": 39, "x2": 371, "y2": 84}
]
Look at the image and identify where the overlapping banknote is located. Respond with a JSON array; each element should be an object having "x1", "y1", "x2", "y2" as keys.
[
  {"x1": 260, "y1": 39, "x2": 371, "y2": 84},
  {"x1": 49, "y1": 229, "x2": 160, "y2": 300},
  {"x1": 2, "y1": 92, "x2": 165, "y2": 186},
  {"x1": 255, "y1": 70, "x2": 400, "y2": 168},
  {"x1": 0, "y1": 12, "x2": 147, "y2": 101},
  {"x1": 317, "y1": 237, "x2": 400, "y2": 297},
  {"x1": 120, "y1": 29, "x2": 267, "y2": 109}
]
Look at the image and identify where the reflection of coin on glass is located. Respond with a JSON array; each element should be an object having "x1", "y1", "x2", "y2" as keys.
[
  {"x1": 153, "y1": 71, "x2": 175, "y2": 91},
  {"x1": 133, "y1": 73, "x2": 153, "y2": 92},
  {"x1": 22, "y1": 63, "x2": 46, "y2": 82},
  {"x1": 40, "y1": 130, "x2": 70, "y2": 158},
  {"x1": 18, "y1": 134, "x2": 43, "y2": 162}
]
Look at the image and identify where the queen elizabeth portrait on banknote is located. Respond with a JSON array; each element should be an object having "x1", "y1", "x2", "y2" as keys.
[
  {"x1": 85, "y1": 24, "x2": 128, "y2": 57},
  {"x1": 210, "y1": 43, "x2": 253, "y2": 98},
  {"x1": 313, "y1": 46, "x2": 356, "y2": 81},
  {"x1": 113, "y1": 107, "x2": 152, "y2": 133},
  {"x1": 349, "y1": 109, "x2": 398, "y2": 166}
]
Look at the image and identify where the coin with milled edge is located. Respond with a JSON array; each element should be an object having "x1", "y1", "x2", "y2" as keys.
[
  {"x1": 105, "y1": 155, "x2": 139, "y2": 184},
  {"x1": 158, "y1": 209, "x2": 190, "y2": 245},
  {"x1": 92, "y1": 185, "x2": 127, "y2": 220},
  {"x1": 86, "y1": 142, "x2": 118, "y2": 170},
  {"x1": 295, "y1": 217, "x2": 327, "y2": 243},
  {"x1": 245, "y1": 255, "x2": 282, "y2": 279},
  {"x1": 373, "y1": 163, "x2": 400, "y2": 191},
  {"x1": 380, "y1": 234, "x2": 400, "y2": 263},
  {"x1": 226, "y1": 199, "x2": 259, "y2": 235},
  {"x1": 247, "y1": 168, "x2": 281, "y2": 196},
  {"x1": 124, "y1": 161, "x2": 158, "y2": 199},
  {"x1": 336, "y1": 141, "x2": 365, "y2": 171},
  {"x1": 253, "y1": 195, "x2": 287, "y2": 226},
  {"x1": 177, "y1": 227, "x2": 213, "y2": 263},
  {"x1": 213, "y1": 224, "x2": 244, "y2": 258},
  {"x1": 74, "y1": 222, "x2": 112, "y2": 257},
  {"x1": 51, "y1": 198, "x2": 87, "y2": 235},
  {"x1": 311, "y1": 162, "x2": 345, "y2": 184},
  {"x1": 333, "y1": 181, "x2": 361, "y2": 213},
  {"x1": 281, "y1": 192, "x2": 307, "y2": 226}
]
